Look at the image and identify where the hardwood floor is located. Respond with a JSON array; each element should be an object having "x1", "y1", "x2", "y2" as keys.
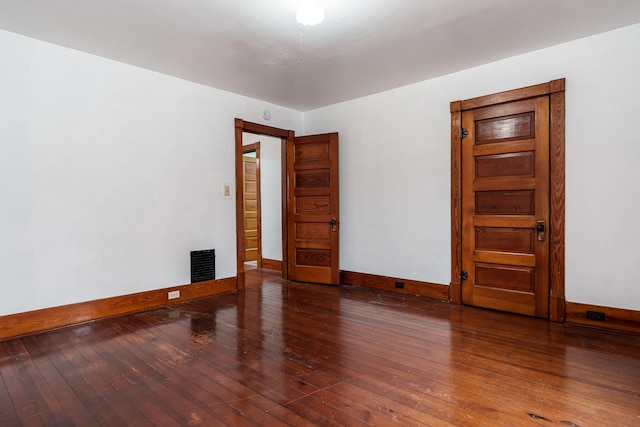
[{"x1": 1, "y1": 269, "x2": 639, "y2": 426}]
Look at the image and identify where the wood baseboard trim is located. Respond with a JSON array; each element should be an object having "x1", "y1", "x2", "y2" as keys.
[
  {"x1": 0, "y1": 277, "x2": 237, "y2": 341},
  {"x1": 341, "y1": 270, "x2": 449, "y2": 301},
  {"x1": 261, "y1": 258, "x2": 283, "y2": 272},
  {"x1": 566, "y1": 302, "x2": 640, "y2": 334}
]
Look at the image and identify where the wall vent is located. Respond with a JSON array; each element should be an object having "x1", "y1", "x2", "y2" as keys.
[{"x1": 191, "y1": 249, "x2": 215, "y2": 283}]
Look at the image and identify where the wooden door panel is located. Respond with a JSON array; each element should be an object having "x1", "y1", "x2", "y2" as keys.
[
  {"x1": 475, "y1": 264, "x2": 534, "y2": 292},
  {"x1": 295, "y1": 223, "x2": 331, "y2": 241},
  {"x1": 296, "y1": 196, "x2": 331, "y2": 214},
  {"x1": 475, "y1": 152, "x2": 534, "y2": 178},
  {"x1": 244, "y1": 218, "x2": 258, "y2": 230},
  {"x1": 471, "y1": 287, "x2": 536, "y2": 315},
  {"x1": 475, "y1": 190, "x2": 535, "y2": 215},
  {"x1": 288, "y1": 133, "x2": 339, "y2": 285},
  {"x1": 475, "y1": 227, "x2": 535, "y2": 253},
  {"x1": 475, "y1": 112, "x2": 536, "y2": 143},
  {"x1": 244, "y1": 182, "x2": 257, "y2": 194},
  {"x1": 295, "y1": 170, "x2": 331, "y2": 188},
  {"x1": 295, "y1": 142, "x2": 330, "y2": 162},
  {"x1": 296, "y1": 248, "x2": 331, "y2": 266},
  {"x1": 245, "y1": 237, "x2": 258, "y2": 249},
  {"x1": 462, "y1": 96, "x2": 550, "y2": 318}
]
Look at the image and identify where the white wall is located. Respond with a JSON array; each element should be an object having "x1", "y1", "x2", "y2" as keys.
[
  {"x1": 304, "y1": 23, "x2": 640, "y2": 311},
  {"x1": 0, "y1": 29, "x2": 302, "y2": 316},
  {"x1": 259, "y1": 137, "x2": 283, "y2": 261},
  {"x1": 242, "y1": 134, "x2": 283, "y2": 261}
]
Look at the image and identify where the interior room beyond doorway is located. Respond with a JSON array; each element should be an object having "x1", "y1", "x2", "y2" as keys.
[{"x1": 242, "y1": 133, "x2": 283, "y2": 272}]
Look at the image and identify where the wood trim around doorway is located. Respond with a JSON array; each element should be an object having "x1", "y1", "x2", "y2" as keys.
[
  {"x1": 449, "y1": 79, "x2": 566, "y2": 322},
  {"x1": 235, "y1": 119, "x2": 292, "y2": 290}
]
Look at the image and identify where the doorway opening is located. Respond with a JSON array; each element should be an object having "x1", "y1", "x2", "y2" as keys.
[
  {"x1": 235, "y1": 119, "x2": 290, "y2": 290},
  {"x1": 235, "y1": 119, "x2": 341, "y2": 289},
  {"x1": 242, "y1": 133, "x2": 289, "y2": 275},
  {"x1": 242, "y1": 142, "x2": 261, "y2": 270}
]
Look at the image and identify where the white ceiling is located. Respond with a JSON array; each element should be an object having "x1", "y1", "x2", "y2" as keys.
[{"x1": 1, "y1": 0, "x2": 640, "y2": 111}]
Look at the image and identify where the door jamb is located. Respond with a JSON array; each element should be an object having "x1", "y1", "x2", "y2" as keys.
[
  {"x1": 235, "y1": 119, "x2": 293, "y2": 290},
  {"x1": 449, "y1": 79, "x2": 566, "y2": 322}
]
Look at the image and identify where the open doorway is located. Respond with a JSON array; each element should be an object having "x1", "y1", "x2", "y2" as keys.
[
  {"x1": 235, "y1": 119, "x2": 341, "y2": 290},
  {"x1": 242, "y1": 135, "x2": 285, "y2": 273},
  {"x1": 235, "y1": 119, "x2": 290, "y2": 290},
  {"x1": 241, "y1": 142, "x2": 260, "y2": 270}
]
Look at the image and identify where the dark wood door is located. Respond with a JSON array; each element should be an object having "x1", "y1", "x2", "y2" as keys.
[
  {"x1": 287, "y1": 133, "x2": 339, "y2": 284},
  {"x1": 243, "y1": 154, "x2": 259, "y2": 262},
  {"x1": 461, "y1": 96, "x2": 550, "y2": 317}
]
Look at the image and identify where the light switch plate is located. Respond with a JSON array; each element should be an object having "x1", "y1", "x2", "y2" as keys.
[{"x1": 223, "y1": 183, "x2": 232, "y2": 199}]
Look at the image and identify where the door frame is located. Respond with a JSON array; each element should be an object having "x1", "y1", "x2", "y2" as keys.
[
  {"x1": 235, "y1": 119, "x2": 292, "y2": 290},
  {"x1": 449, "y1": 79, "x2": 566, "y2": 322}
]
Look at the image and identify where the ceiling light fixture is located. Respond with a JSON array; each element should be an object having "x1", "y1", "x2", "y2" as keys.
[{"x1": 296, "y1": 0, "x2": 325, "y2": 26}]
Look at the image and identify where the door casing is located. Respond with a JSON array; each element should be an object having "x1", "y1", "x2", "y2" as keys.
[
  {"x1": 450, "y1": 79, "x2": 566, "y2": 322},
  {"x1": 235, "y1": 119, "x2": 291, "y2": 290}
]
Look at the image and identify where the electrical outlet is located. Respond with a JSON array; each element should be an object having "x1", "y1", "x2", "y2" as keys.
[
  {"x1": 395, "y1": 281, "x2": 404, "y2": 289},
  {"x1": 586, "y1": 310, "x2": 605, "y2": 321},
  {"x1": 168, "y1": 290, "x2": 180, "y2": 300}
]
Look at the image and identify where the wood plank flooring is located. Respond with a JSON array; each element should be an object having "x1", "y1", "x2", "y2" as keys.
[{"x1": 1, "y1": 269, "x2": 639, "y2": 426}]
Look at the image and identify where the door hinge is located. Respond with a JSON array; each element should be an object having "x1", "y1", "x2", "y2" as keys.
[
  {"x1": 461, "y1": 128, "x2": 469, "y2": 139},
  {"x1": 460, "y1": 270, "x2": 469, "y2": 280}
]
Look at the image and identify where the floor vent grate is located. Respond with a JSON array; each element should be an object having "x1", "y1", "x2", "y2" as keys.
[{"x1": 191, "y1": 249, "x2": 215, "y2": 283}]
